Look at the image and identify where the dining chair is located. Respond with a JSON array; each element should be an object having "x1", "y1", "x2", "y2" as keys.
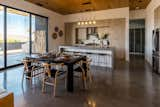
[
  {"x1": 83, "y1": 58, "x2": 93, "y2": 83},
  {"x1": 74, "y1": 57, "x2": 93, "y2": 89},
  {"x1": 42, "y1": 62, "x2": 67, "y2": 97},
  {"x1": 22, "y1": 59, "x2": 44, "y2": 85},
  {"x1": 74, "y1": 60, "x2": 87, "y2": 89}
]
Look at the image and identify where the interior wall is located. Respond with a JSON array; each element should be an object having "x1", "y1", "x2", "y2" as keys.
[
  {"x1": 154, "y1": 6, "x2": 160, "y2": 28},
  {"x1": 65, "y1": 19, "x2": 126, "y2": 60},
  {"x1": 0, "y1": 0, "x2": 65, "y2": 51},
  {"x1": 129, "y1": 9, "x2": 146, "y2": 20},
  {"x1": 145, "y1": 0, "x2": 160, "y2": 65},
  {"x1": 64, "y1": 7, "x2": 129, "y2": 61}
]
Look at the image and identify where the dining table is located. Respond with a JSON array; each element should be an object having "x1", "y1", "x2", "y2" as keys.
[{"x1": 25, "y1": 54, "x2": 87, "y2": 92}]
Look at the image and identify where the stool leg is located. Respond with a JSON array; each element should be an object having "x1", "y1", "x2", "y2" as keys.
[
  {"x1": 42, "y1": 78, "x2": 45, "y2": 93},
  {"x1": 54, "y1": 78, "x2": 57, "y2": 97}
]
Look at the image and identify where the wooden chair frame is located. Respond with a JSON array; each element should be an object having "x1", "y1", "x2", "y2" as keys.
[
  {"x1": 42, "y1": 63, "x2": 67, "y2": 97},
  {"x1": 22, "y1": 59, "x2": 44, "y2": 85},
  {"x1": 74, "y1": 58, "x2": 93, "y2": 89}
]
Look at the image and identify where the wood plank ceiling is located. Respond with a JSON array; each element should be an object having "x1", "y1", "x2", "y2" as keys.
[
  {"x1": 129, "y1": 0, "x2": 151, "y2": 10},
  {"x1": 25, "y1": 0, "x2": 151, "y2": 15}
]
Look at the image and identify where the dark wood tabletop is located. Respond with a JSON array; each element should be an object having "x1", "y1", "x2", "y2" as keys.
[{"x1": 25, "y1": 54, "x2": 86, "y2": 92}]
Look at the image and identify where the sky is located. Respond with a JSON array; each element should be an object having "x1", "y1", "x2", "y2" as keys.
[
  {"x1": 0, "y1": 8, "x2": 47, "y2": 41},
  {"x1": 0, "y1": 11, "x2": 32, "y2": 41}
]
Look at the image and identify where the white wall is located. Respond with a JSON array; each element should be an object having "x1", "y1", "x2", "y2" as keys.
[
  {"x1": 64, "y1": 7, "x2": 130, "y2": 61},
  {"x1": 129, "y1": 9, "x2": 146, "y2": 19},
  {"x1": 145, "y1": 0, "x2": 160, "y2": 64},
  {"x1": 0, "y1": 0, "x2": 65, "y2": 51}
]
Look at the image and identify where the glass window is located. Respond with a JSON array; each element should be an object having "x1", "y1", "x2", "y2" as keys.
[
  {"x1": 31, "y1": 15, "x2": 47, "y2": 54},
  {"x1": 0, "y1": 5, "x2": 48, "y2": 68},
  {"x1": 7, "y1": 8, "x2": 30, "y2": 66},
  {"x1": 0, "y1": 6, "x2": 4, "y2": 68}
]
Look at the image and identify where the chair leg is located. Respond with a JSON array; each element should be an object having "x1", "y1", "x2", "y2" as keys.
[
  {"x1": 42, "y1": 78, "x2": 45, "y2": 93},
  {"x1": 65, "y1": 74, "x2": 67, "y2": 89},
  {"x1": 82, "y1": 72, "x2": 87, "y2": 89},
  {"x1": 81, "y1": 72, "x2": 84, "y2": 88},
  {"x1": 88, "y1": 71, "x2": 93, "y2": 84},
  {"x1": 29, "y1": 71, "x2": 33, "y2": 85},
  {"x1": 54, "y1": 78, "x2": 57, "y2": 97},
  {"x1": 84, "y1": 76, "x2": 87, "y2": 89},
  {"x1": 22, "y1": 72, "x2": 25, "y2": 85}
]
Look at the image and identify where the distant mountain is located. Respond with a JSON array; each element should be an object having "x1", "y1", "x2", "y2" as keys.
[{"x1": 0, "y1": 33, "x2": 28, "y2": 42}]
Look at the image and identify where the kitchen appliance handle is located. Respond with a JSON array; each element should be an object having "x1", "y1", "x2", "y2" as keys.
[{"x1": 153, "y1": 30, "x2": 156, "y2": 51}]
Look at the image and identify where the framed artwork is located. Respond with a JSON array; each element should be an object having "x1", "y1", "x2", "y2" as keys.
[
  {"x1": 54, "y1": 26, "x2": 59, "y2": 32},
  {"x1": 59, "y1": 30, "x2": 63, "y2": 37},
  {"x1": 52, "y1": 33, "x2": 57, "y2": 39}
]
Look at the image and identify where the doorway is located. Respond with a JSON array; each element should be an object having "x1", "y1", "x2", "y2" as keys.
[{"x1": 129, "y1": 19, "x2": 145, "y2": 60}]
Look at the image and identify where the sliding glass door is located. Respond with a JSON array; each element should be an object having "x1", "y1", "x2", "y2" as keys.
[
  {"x1": 31, "y1": 15, "x2": 47, "y2": 54},
  {"x1": 0, "y1": 6, "x2": 4, "y2": 69},
  {"x1": 0, "y1": 4, "x2": 48, "y2": 69},
  {"x1": 7, "y1": 8, "x2": 30, "y2": 66}
]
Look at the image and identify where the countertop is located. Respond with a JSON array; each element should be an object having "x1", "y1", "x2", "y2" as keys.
[{"x1": 59, "y1": 45, "x2": 115, "y2": 51}]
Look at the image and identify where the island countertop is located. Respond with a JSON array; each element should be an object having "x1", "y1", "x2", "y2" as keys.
[
  {"x1": 59, "y1": 45, "x2": 115, "y2": 51},
  {"x1": 59, "y1": 45, "x2": 115, "y2": 69}
]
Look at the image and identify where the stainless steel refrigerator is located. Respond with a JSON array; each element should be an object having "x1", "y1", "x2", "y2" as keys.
[{"x1": 152, "y1": 28, "x2": 160, "y2": 74}]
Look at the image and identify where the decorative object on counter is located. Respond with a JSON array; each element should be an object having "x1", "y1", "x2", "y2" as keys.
[
  {"x1": 102, "y1": 33, "x2": 109, "y2": 39},
  {"x1": 52, "y1": 32, "x2": 57, "y2": 39},
  {"x1": 54, "y1": 26, "x2": 59, "y2": 32},
  {"x1": 59, "y1": 30, "x2": 63, "y2": 37},
  {"x1": 102, "y1": 33, "x2": 110, "y2": 47},
  {"x1": 107, "y1": 40, "x2": 110, "y2": 47},
  {"x1": 84, "y1": 34, "x2": 100, "y2": 45}
]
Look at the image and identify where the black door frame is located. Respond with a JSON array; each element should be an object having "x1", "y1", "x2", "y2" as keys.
[{"x1": 129, "y1": 19, "x2": 145, "y2": 56}]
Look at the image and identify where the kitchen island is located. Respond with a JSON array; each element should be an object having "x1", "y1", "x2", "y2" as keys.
[{"x1": 59, "y1": 45, "x2": 115, "y2": 69}]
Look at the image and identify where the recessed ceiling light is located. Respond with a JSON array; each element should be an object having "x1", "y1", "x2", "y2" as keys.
[{"x1": 135, "y1": 6, "x2": 140, "y2": 10}]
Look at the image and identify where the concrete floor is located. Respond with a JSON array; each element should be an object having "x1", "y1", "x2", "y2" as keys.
[{"x1": 0, "y1": 57, "x2": 160, "y2": 107}]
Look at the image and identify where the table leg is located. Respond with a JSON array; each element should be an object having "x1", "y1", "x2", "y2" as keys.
[
  {"x1": 67, "y1": 64, "x2": 74, "y2": 92},
  {"x1": 83, "y1": 57, "x2": 87, "y2": 76}
]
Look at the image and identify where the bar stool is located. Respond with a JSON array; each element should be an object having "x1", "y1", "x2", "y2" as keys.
[{"x1": 86, "y1": 52, "x2": 92, "y2": 65}]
